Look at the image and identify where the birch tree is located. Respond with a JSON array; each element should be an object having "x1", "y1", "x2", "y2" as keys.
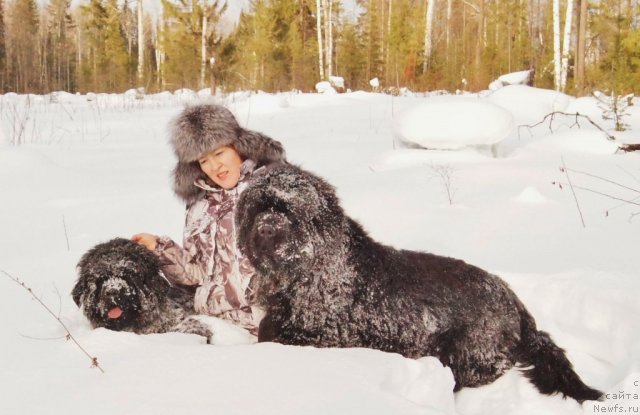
[
  {"x1": 552, "y1": 0, "x2": 561, "y2": 90},
  {"x1": 316, "y1": 0, "x2": 324, "y2": 79},
  {"x1": 137, "y1": 0, "x2": 143, "y2": 84},
  {"x1": 201, "y1": 12, "x2": 207, "y2": 88},
  {"x1": 575, "y1": 0, "x2": 587, "y2": 94},
  {"x1": 560, "y1": 0, "x2": 574, "y2": 91},
  {"x1": 423, "y1": 0, "x2": 435, "y2": 72},
  {"x1": 325, "y1": 0, "x2": 332, "y2": 79}
]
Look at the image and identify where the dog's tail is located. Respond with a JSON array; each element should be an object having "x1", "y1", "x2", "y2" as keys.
[{"x1": 516, "y1": 302, "x2": 603, "y2": 403}]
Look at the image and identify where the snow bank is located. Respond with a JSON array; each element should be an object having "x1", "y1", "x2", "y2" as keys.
[
  {"x1": 487, "y1": 85, "x2": 573, "y2": 123},
  {"x1": 392, "y1": 96, "x2": 514, "y2": 150}
]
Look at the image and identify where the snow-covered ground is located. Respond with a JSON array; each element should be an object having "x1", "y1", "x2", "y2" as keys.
[{"x1": 1, "y1": 87, "x2": 639, "y2": 414}]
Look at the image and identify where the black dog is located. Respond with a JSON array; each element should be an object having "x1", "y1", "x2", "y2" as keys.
[
  {"x1": 236, "y1": 164, "x2": 602, "y2": 403},
  {"x1": 72, "y1": 238, "x2": 211, "y2": 340}
]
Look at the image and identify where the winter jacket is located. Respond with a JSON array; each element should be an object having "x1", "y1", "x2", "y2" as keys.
[
  {"x1": 157, "y1": 104, "x2": 286, "y2": 334},
  {"x1": 155, "y1": 160, "x2": 266, "y2": 333}
]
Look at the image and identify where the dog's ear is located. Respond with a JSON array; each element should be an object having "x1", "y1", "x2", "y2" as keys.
[
  {"x1": 71, "y1": 275, "x2": 85, "y2": 307},
  {"x1": 145, "y1": 271, "x2": 170, "y2": 296}
]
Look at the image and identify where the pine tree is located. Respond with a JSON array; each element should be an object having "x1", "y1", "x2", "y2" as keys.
[
  {"x1": 46, "y1": 0, "x2": 77, "y2": 92},
  {"x1": 78, "y1": 0, "x2": 107, "y2": 90},
  {"x1": 78, "y1": 0, "x2": 128, "y2": 91},
  {"x1": 103, "y1": 0, "x2": 129, "y2": 90},
  {"x1": 335, "y1": 19, "x2": 365, "y2": 89},
  {"x1": 386, "y1": 0, "x2": 421, "y2": 89},
  {"x1": 288, "y1": 0, "x2": 318, "y2": 90},
  {"x1": 120, "y1": 0, "x2": 137, "y2": 84},
  {"x1": 358, "y1": 0, "x2": 384, "y2": 84},
  {"x1": 160, "y1": 0, "x2": 226, "y2": 90},
  {"x1": 591, "y1": 0, "x2": 638, "y2": 94},
  {"x1": 219, "y1": 0, "x2": 319, "y2": 92},
  {"x1": 7, "y1": 0, "x2": 40, "y2": 92}
]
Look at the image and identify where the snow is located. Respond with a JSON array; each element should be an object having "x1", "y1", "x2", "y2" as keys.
[
  {"x1": 392, "y1": 96, "x2": 514, "y2": 149},
  {"x1": 487, "y1": 85, "x2": 573, "y2": 123},
  {"x1": 488, "y1": 70, "x2": 532, "y2": 91},
  {"x1": 315, "y1": 81, "x2": 337, "y2": 94},
  {"x1": 1, "y1": 87, "x2": 639, "y2": 414}
]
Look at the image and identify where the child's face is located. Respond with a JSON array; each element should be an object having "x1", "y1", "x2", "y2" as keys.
[{"x1": 198, "y1": 146, "x2": 243, "y2": 189}]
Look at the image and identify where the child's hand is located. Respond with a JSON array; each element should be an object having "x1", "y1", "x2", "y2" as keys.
[{"x1": 132, "y1": 233, "x2": 158, "y2": 251}]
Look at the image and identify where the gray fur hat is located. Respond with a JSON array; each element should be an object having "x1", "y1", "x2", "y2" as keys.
[{"x1": 170, "y1": 104, "x2": 286, "y2": 203}]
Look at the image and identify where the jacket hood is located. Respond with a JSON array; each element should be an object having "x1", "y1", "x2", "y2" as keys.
[{"x1": 170, "y1": 104, "x2": 286, "y2": 204}]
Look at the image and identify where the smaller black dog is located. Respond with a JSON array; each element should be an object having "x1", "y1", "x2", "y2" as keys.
[{"x1": 72, "y1": 238, "x2": 211, "y2": 341}]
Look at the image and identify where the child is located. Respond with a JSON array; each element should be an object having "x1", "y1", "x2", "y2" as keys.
[{"x1": 133, "y1": 104, "x2": 286, "y2": 335}]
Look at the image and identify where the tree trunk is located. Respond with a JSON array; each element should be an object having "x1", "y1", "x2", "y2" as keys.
[
  {"x1": 553, "y1": 0, "x2": 561, "y2": 91},
  {"x1": 201, "y1": 14, "x2": 207, "y2": 90},
  {"x1": 423, "y1": 0, "x2": 436, "y2": 73},
  {"x1": 316, "y1": 0, "x2": 324, "y2": 80},
  {"x1": 475, "y1": 0, "x2": 484, "y2": 75},
  {"x1": 560, "y1": 0, "x2": 574, "y2": 91},
  {"x1": 137, "y1": 0, "x2": 143, "y2": 85},
  {"x1": 575, "y1": 0, "x2": 587, "y2": 95},
  {"x1": 325, "y1": 0, "x2": 333, "y2": 79},
  {"x1": 387, "y1": 0, "x2": 392, "y2": 73},
  {"x1": 157, "y1": 11, "x2": 165, "y2": 90}
]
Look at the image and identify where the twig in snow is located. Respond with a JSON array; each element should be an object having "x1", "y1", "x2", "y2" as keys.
[
  {"x1": 1, "y1": 269, "x2": 105, "y2": 373},
  {"x1": 559, "y1": 156, "x2": 586, "y2": 228},
  {"x1": 518, "y1": 111, "x2": 617, "y2": 141},
  {"x1": 563, "y1": 167, "x2": 640, "y2": 195},
  {"x1": 62, "y1": 215, "x2": 70, "y2": 251},
  {"x1": 552, "y1": 162, "x2": 640, "y2": 222},
  {"x1": 552, "y1": 181, "x2": 640, "y2": 207}
]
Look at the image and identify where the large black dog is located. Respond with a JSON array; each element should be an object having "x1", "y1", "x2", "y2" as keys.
[
  {"x1": 72, "y1": 238, "x2": 211, "y2": 340},
  {"x1": 236, "y1": 164, "x2": 602, "y2": 403}
]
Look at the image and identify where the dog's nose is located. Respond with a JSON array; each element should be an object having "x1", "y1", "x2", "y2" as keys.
[{"x1": 258, "y1": 224, "x2": 276, "y2": 240}]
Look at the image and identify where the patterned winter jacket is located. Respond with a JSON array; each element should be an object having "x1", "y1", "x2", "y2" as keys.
[{"x1": 155, "y1": 160, "x2": 265, "y2": 334}]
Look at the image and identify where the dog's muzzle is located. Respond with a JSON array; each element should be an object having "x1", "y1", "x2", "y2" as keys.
[{"x1": 100, "y1": 278, "x2": 134, "y2": 320}]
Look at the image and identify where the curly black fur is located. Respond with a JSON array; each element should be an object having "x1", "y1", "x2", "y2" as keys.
[
  {"x1": 236, "y1": 164, "x2": 602, "y2": 403},
  {"x1": 72, "y1": 238, "x2": 211, "y2": 340}
]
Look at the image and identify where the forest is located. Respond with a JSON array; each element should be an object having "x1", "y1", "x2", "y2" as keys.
[{"x1": 0, "y1": 0, "x2": 638, "y2": 96}]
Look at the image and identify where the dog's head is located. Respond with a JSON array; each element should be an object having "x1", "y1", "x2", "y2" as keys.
[
  {"x1": 237, "y1": 165, "x2": 346, "y2": 295},
  {"x1": 72, "y1": 238, "x2": 168, "y2": 332}
]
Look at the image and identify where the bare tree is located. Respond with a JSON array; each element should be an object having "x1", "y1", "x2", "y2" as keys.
[{"x1": 137, "y1": 0, "x2": 143, "y2": 84}]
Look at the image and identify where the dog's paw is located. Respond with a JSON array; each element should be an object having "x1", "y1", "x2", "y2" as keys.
[{"x1": 172, "y1": 317, "x2": 214, "y2": 343}]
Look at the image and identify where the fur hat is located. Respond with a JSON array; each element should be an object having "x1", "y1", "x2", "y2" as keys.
[{"x1": 170, "y1": 104, "x2": 286, "y2": 203}]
